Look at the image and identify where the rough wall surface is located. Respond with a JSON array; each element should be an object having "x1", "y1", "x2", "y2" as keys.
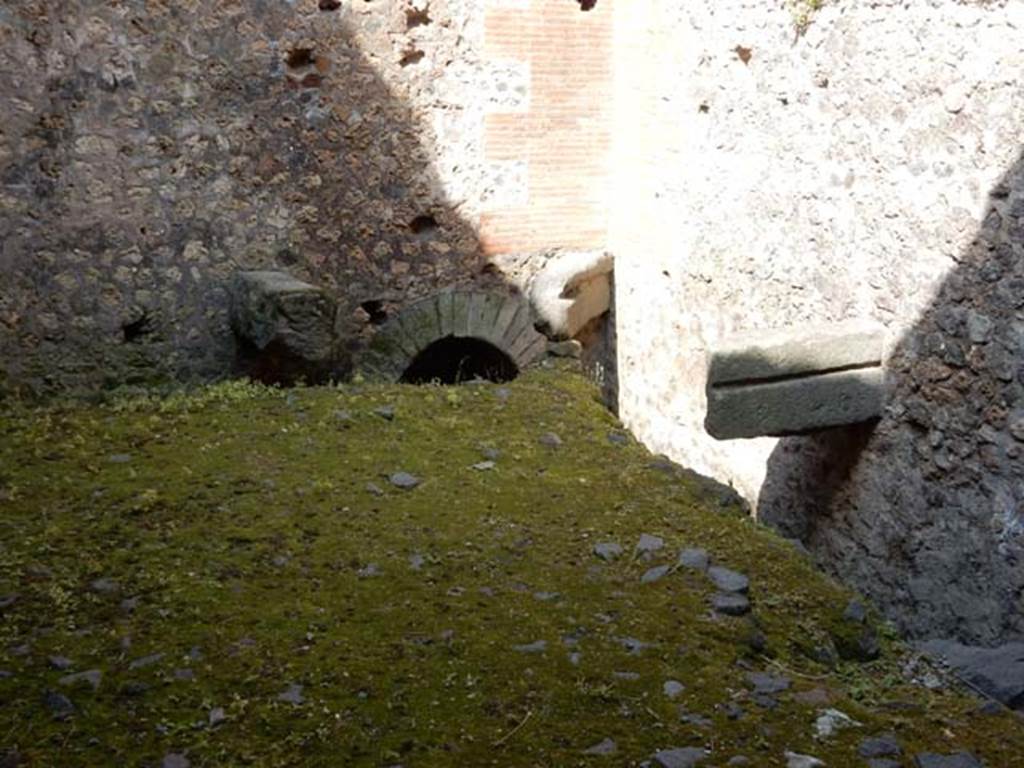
[
  {"x1": 0, "y1": 0, "x2": 615, "y2": 396},
  {"x1": 612, "y1": 0, "x2": 1024, "y2": 643},
  {"x1": 0, "y1": 0, "x2": 520, "y2": 394}
]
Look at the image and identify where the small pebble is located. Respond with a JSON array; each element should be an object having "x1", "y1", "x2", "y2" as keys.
[
  {"x1": 785, "y1": 753, "x2": 825, "y2": 768},
  {"x1": 373, "y1": 406, "x2": 395, "y2": 421},
  {"x1": 583, "y1": 738, "x2": 617, "y2": 756},
  {"x1": 389, "y1": 472, "x2": 420, "y2": 489},
  {"x1": 594, "y1": 542, "x2": 623, "y2": 562},
  {"x1": 652, "y1": 747, "x2": 709, "y2": 768},
  {"x1": 712, "y1": 593, "x2": 750, "y2": 616},
  {"x1": 89, "y1": 578, "x2": 120, "y2": 594},
  {"x1": 859, "y1": 736, "x2": 902, "y2": 758},
  {"x1": 161, "y1": 754, "x2": 191, "y2": 768},
  {"x1": 277, "y1": 684, "x2": 305, "y2": 705},
  {"x1": 48, "y1": 656, "x2": 73, "y2": 671},
  {"x1": 663, "y1": 680, "x2": 685, "y2": 699},
  {"x1": 513, "y1": 640, "x2": 547, "y2": 654},
  {"x1": 209, "y1": 707, "x2": 226, "y2": 727},
  {"x1": 539, "y1": 432, "x2": 563, "y2": 447},
  {"x1": 678, "y1": 548, "x2": 709, "y2": 571},
  {"x1": 707, "y1": 566, "x2": 749, "y2": 594},
  {"x1": 641, "y1": 565, "x2": 670, "y2": 584},
  {"x1": 128, "y1": 653, "x2": 164, "y2": 670},
  {"x1": 635, "y1": 534, "x2": 664, "y2": 557},
  {"x1": 746, "y1": 672, "x2": 791, "y2": 695},
  {"x1": 43, "y1": 690, "x2": 75, "y2": 718},
  {"x1": 58, "y1": 670, "x2": 101, "y2": 691}
]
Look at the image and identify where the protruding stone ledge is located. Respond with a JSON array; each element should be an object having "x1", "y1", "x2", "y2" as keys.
[{"x1": 705, "y1": 322, "x2": 886, "y2": 440}]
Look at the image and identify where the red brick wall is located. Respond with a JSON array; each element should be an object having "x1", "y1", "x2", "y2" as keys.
[{"x1": 481, "y1": 0, "x2": 614, "y2": 254}]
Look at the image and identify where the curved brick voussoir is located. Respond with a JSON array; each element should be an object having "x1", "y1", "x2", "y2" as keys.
[{"x1": 359, "y1": 291, "x2": 545, "y2": 382}]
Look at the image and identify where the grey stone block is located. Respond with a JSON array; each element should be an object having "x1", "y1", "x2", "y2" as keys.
[
  {"x1": 228, "y1": 271, "x2": 336, "y2": 363},
  {"x1": 920, "y1": 639, "x2": 1024, "y2": 710},
  {"x1": 708, "y1": 322, "x2": 885, "y2": 386},
  {"x1": 705, "y1": 323, "x2": 886, "y2": 439}
]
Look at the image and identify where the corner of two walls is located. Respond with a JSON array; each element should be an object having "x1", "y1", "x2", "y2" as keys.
[{"x1": 610, "y1": 0, "x2": 1024, "y2": 643}]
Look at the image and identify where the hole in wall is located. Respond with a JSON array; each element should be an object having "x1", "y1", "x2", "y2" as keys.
[
  {"x1": 409, "y1": 214, "x2": 438, "y2": 236},
  {"x1": 406, "y1": 9, "x2": 431, "y2": 29},
  {"x1": 400, "y1": 337, "x2": 518, "y2": 385},
  {"x1": 286, "y1": 47, "x2": 315, "y2": 69},
  {"x1": 734, "y1": 45, "x2": 753, "y2": 65},
  {"x1": 122, "y1": 312, "x2": 154, "y2": 344},
  {"x1": 318, "y1": 0, "x2": 341, "y2": 9},
  {"x1": 577, "y1": 0, "x2": 597, "y2": 10},
  {"x1": 360, "y1": 300, "x2": 389, "y2": 325},
  {"x1": 399, "y1": 48, "x2": 425, "y2": 67}
]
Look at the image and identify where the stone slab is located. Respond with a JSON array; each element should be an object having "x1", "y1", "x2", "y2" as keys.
[
  {"x1": 705, "y1": 367, "x2": 884, "y2": 439},
  {"x1": 920, "y1": 639, "x2": 1024, "y2": 710},
  {"x1": 708, "y1": 322, "x2": 884, "y2": 386},
  {"x1": 228, "y1": 270, "x2": 336, "y2": 362}
]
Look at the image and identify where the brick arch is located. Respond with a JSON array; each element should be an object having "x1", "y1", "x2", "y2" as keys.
[{"x1": 358, "y1": 291, "x2": 547, "y2": 382}]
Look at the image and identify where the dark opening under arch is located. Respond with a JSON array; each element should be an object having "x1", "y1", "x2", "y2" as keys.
[{"x1": 400, "y1": 336, "x2": 518, "y2": 384}]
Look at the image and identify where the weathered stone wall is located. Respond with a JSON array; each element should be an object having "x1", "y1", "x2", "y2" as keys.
[
  {"x1": 0, "y1": 0, "x2": 516, "y2": 394},
  {"x1": 0, "y1": 0, "x2": 616, "y2": 396},
  {"x1": 611, "y1": 0, "x2": 1024, "y2": 643}
]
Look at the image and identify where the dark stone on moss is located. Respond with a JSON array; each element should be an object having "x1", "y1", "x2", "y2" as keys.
[
  {"x1": 276, "y1": 683, "x2": 305, "y2": 705},
  {"x1": 651, "y1": 746, "x2": 708, "y2": 768},
  {"x1": 913, "y1": 753, "x2": 983, "y2": 768},
  {"x1": 128, "y1": 653, "x2": 164, "y2": 670},
  {"x1": 859, "y1": 736, "x2": 902, "y2": 758},
  {"x1": 583, "y1": 738, "x2": 617, "y2": 756},
  {"x1": 641, "y1": 565, "x2": 670, "y2": 584},
  {"x1": 389, "y1": 472, "x2": 420, "y2": 489},
  {"x1": 712, "y1": 593, "x2": 750, "y2": 616},
  {"x1": 513, "y1": 640, "x2": 547, "y2": 654},
  {"x1": 920, "y1": 639, "x2": 1024, "y2": 709},
  {"x1": 58, "y1": 670, "x2": 101, "y2": 690},
  {"x1": 708, "y1": 566, "x2": 749, "y2": 594},
  {"x1": 539, "y1": 432, "x2": 563, "y2": 447},
  {"x1": 121, "y1": 681, "x2": 149, "y2": 697},
  {"x1": 89, "y1": 578, "x2": 119, "y2": 594},
  {"x1": 678, "y1": 548, "x2": 709, "y2": 571},
  {"x1": 745, "y1": 671, "x2": 790, "y2": 694},
  {"x1": 42, "y1": 690, "x2": 74, "y2": 719}
]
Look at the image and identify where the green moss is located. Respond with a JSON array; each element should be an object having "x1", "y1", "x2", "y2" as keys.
[{"x1": 0, "y1": 369, "x2": 1021, "y2": 766}]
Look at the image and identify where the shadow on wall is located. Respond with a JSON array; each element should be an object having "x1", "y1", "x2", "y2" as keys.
[
  {"x1": 0, "y1": 2, "x2": 506, "y2": 395},
  {"x1": 759, "y1": 150, "x2": 1024, "y2": 645}
]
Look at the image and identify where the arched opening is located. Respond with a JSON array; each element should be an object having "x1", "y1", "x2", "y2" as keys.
[{"x1": 400, "y1": 336, "x2": 519, "y2": 384}]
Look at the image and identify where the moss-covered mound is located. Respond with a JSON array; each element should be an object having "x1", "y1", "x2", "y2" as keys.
[{"x1": 0, "y1": 370, "x2": 1020, "y2": 767}]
